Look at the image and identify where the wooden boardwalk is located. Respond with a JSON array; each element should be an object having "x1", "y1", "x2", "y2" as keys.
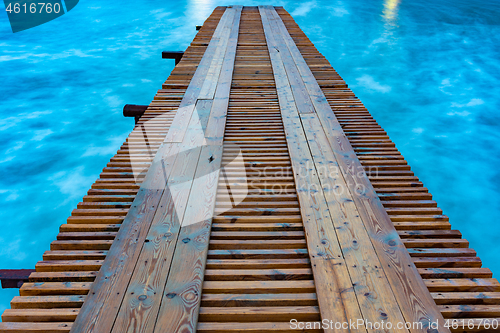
[{"x1": 1, "y1": 5, "x2": 500, "y2": 333}]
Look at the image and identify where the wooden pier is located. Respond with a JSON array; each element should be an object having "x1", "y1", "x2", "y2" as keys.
[{"x1": 1, "y1": 6, "x2": 499, "y2": 333}]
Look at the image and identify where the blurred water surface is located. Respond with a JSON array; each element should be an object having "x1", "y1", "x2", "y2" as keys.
[{"x1": 1, "y1": 0, "x2": 499, "y2": 311}]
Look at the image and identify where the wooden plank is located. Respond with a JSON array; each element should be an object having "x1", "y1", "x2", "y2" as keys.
[
  {"x1": 262, "y1": 7, "x2": 411, "y2": 330},
  {"x1": 10, "y1": 296, "x2": 85, "y2": 309},
  {"x1": 205, "y1": 259, "x2": 311, "y2": 269},
  {"x1": 197, "y1": 8, "x2": 236, "y2": 100},
  {"x1": 265, "y1": 6, "x2": 450, "y2": 332},
  {"x1": 0, "y1": 322, "x2": 72, "y2": 332},
  {"x1": 164, "y1": 8, "x2": 234, "y2": 143},
  {"x1": 425, "y1": 279, "x2": 500, "y2": 292},
  {"x1": 200, "y1": 293, "x2": 317, "y2": 307},
  {"x1": 259, "y1": 7, "x2": 365, "y2": 333},
  {"x1": 111, "y1": 146, "x2": 202, "y2": 333},
  {"x1": 204, "y1": 7, "x2": 242, "y2": 145},
  {"x1": 264, "y1": 9, "x2": 314, "y2": 115},
  {"x1": 432, "y1": 292, "x2": 500, "y2": 305},
  {"x1": 146, "y1": 7, "x2": 241, "y2": 332},
  {"x1": 202, "y1": 280, "x2": 316, "y2": 294},
  {"x1": 439, "y1": 305, "x2": 500, "y2": 318},
  {"x1": 68, "y1": 143, "x2": 181, "y2": 332},
  {"x1": 203, "y1": 268, "x2": 312, "y2": 280},
  {"x1": 152, "y1": 145, "x2": 224, "y2": 332},
  {"x1": 20, "y1": 282, "x2": 90, "y2": 296}
]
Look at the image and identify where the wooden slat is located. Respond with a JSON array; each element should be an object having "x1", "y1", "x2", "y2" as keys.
[
  {"x1": 204, "y1": 15, "x2": 241, "y2": 146},
  {"x1": 20, "y1": 282, "x2": 90, "y2": 296},
  {"x1": 0, "y1": 322, "x2": 72, "y2": 332},
  {"x1": 2, "y1": 308, "x2": 79, "y2": 322},
  {"x1": 198, "y1": 10, "x2": 235, "y2": 100},
  {"x1": 202, "y1": 280, "x2": 316, "y2": 294},
  {"x1": 10, "y1": 296, "x2": 85, "y2": 309},
  {"x1": 198, "y1": 306, "x2": 320, "y2": 322},
  {"x1": 200, "y1": 293, "x2": 317, "y2": 306}
]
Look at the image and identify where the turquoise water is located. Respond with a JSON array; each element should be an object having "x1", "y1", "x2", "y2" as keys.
[{"x1": 1, "y1": 0, "x2": 499, "y2": 311}]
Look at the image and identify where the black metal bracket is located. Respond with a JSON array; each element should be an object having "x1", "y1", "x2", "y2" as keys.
[
  {"x1": 123, "y1": 104, "x2": 148, "y2": 124},
  {"x1": 0, "y1": 269, "x2": 35, "y2": 288},
  {"x1": 162, "y1": 51, "x2": 184, "y2": 65}
]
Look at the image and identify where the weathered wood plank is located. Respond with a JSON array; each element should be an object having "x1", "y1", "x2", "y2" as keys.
[
  {"x1": 300, "y1": 110, "x2": 409, "y2": 329},
  {"x1": 147, "y1": 8, "x2": 241, "y2": 331},
  {"x1": 152, "y1": 146, "x2": 224, "y2": 332},
  {"x1": 204, "y1": 7, "x2": 242, "y2": 145},
  {"x1": 0, "y1": 322, "x2": 72, "y2": 332},
  {"x1": 20, "y1": 282, "x2": 90, "y2": 296},
  {"x1": 111, "y1": 146, "x2": 202, "y2": 333},
  {"x1": 165, "y1": 8, "x2": 234, "y2": 143},
  {"x1": 264, "y1": 9, "x2": 314, "y2": 115},
  {"x1": 197, "y1": 9, "x2": 237, "y2": 100}
]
